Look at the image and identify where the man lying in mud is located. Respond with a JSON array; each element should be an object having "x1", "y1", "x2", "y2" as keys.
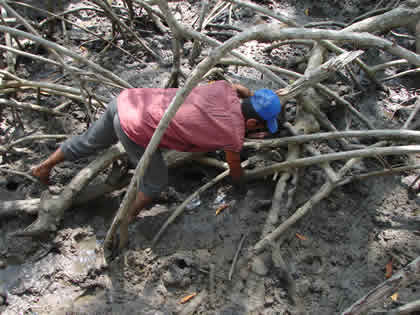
[{"x1": 32, "y1": 80, "x2": 282, "y2": 225}]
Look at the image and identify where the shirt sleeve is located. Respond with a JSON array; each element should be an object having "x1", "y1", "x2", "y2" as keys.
[{"x1": 225, "y1": 150, "x2": 243, "y2": 181}]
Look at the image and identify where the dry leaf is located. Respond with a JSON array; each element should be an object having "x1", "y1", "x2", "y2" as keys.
[
  {"x1": 390, "y1": 292, "x2": 398, "y2": 301},
  {"x1": 295, "y1": 233, "x2": 307, "y2": 241},
  {"x1": 385, "y1": 258, "x2": 393, "y2": 278},
  {"x1": 180, "y1": 293, "x2": 197, "y2": 304},
  {"x1": 215, "y1": 204, "x2": 229, "y2": 216}
]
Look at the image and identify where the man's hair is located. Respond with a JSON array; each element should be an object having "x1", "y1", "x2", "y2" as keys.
[{"x1": 241, "y1": 97, "x2": 264, "y2": 122}]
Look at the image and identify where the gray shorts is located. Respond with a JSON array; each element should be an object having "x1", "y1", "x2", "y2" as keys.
[{"x1": 60, "y1": 98, "x2": 168, "y2": 198}]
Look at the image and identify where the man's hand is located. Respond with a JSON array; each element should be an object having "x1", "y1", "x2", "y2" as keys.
[{"x1": 232, "y1": 176, "x2": 247, "y2": 195}]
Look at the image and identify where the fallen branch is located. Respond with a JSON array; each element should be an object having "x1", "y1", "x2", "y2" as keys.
[
  {"x1": 0, "y1": 176, "x2": 130, "y2": 218},
  {"x1": 0, "y1": 166, "x2": 38, "y2": 183},
  {"x1": 0, "y1": 149, "x2": 201, "y2": 221},
  {"x1": 14, "y1": 143, "x2": 126, "y2": 236},
  {"x1": 342, "y1": 256, "x2": 420, "y2": 315}
]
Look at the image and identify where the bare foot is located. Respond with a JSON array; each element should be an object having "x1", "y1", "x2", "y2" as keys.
[{"x1": 31, "y1": 164, "x2": 51, "y2": 185}]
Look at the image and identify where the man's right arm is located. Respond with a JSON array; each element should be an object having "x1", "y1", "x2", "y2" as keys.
[{"x1": 225, "y1": 150, "x2": 243, "y2": 183}]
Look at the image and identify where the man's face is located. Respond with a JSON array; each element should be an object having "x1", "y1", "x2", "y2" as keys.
[{"x1": 245, "y1": 119, "x2": 269, "y2": 139}]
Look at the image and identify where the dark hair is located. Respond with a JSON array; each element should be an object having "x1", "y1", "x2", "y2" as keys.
[{"x1": 241, "y1": 97, "x2": 264, "y2": 122}]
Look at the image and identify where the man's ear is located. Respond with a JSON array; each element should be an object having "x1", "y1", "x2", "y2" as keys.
[{"x1": 246, "y1": 119, "x2": 259, "y2": 129}]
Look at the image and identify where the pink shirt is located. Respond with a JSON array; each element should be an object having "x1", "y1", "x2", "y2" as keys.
[{"x1": 117, "y1": 81, "x2": 245, "y2": 152}]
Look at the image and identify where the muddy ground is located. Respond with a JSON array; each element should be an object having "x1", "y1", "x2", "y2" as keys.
[{"x1": 1, "y1": 0, "x2": 420, "y2": 314}]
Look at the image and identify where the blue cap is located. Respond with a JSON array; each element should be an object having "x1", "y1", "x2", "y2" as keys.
[{"x1": 250, "y1": 89, "x2": 282, "y2": 133}]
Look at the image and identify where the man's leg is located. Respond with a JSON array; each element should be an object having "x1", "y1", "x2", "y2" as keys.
[
  {"x1": 32, "y1": 99, "x2": 119, "y2": 184},
  {"x1": 32, "y1": 148, "x2": 65, "y2": 184},
  {"x1": 113, "y1": 112, "x2": 168, "y2": 221}
]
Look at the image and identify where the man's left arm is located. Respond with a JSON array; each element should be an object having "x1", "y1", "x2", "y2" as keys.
[{"x1": 231, "y1": 83, "x2": 252, "y2": 99}]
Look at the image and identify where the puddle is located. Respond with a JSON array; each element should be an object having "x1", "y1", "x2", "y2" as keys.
[
  {"x1": 73, "y1": 286, "x2": 107, "y2": 308},
  {"x1": 72, "y1": 236, "x2": 98, "y2": 274},
  {"x1": 0, "y1": 256, "x2": 23, "y2": 290}
]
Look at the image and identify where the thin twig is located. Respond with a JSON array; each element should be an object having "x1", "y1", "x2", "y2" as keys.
[
  {"x1": 229, "y1": 233, "x2": 247, "y2": 280},
  {"x1": 390, "y1": 30, "x2": 416, "y2": 40},
  {"x1": 381, "y1": 68, "x2": 420, "y2": 82},
  {"x1": 347, "y1": 7, "x2": 390, "y2": 26},
  {"x1": 209, "y1": 263, "x2": 216, "y2": 309},
  {"x1": 403, "y1": 97, "x2": 420, "y2": 129},
  {"x1": 0, "y1": 166, "x2": 38, "y2": 183}
]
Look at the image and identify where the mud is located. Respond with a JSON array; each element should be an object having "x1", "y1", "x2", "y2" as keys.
[{"x1": 1, "y1": 0, "x2": 420, "y2": 314}]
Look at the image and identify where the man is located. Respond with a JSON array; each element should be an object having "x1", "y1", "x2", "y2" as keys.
[{"x1": 32, "y1": 80, "x2": 282, "y2": 223}]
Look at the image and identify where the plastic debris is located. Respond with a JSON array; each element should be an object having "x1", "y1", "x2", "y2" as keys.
[
  {"x1": 186, "y1": 196, "x2": 201, "y2": 210},
  {"x1": 180, "y1": 293, "x2": 197, "y2": 304}
]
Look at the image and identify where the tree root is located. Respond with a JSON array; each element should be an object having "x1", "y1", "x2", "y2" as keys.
[
  {"x1": 244, "y1": 129, "x2": 420, "y2": 150},
  {"x1": 251, "y1": 141, "x2": 387, "y2": 257}
]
